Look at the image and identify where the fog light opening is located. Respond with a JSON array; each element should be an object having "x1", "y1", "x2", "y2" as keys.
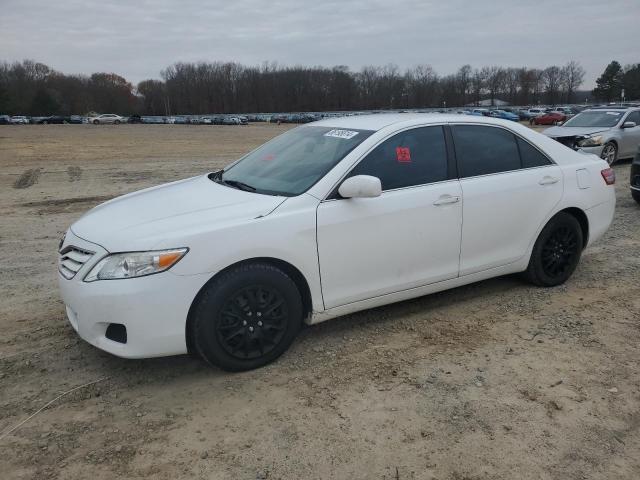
[{"x1": 105, "y1": 323, "x2": 127, "y2": 344}]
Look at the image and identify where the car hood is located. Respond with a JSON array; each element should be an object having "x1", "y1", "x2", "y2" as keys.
[
  {"x1": 71, "y1": 174, "x2": 286, "y2": 252},
  {"x1": 543, "y1": 126, "x2": 609, "y2": 138}
]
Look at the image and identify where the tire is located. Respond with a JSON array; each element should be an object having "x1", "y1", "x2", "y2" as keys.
[
  {"x1": 42, "y1": 120, "x2": 48, "y2": 125},
  {"x1": 93, "y1": 120, "x2": 99, "y2": 125},
  {"x1": 191, "y1": 263, "x2": 303, "y2": 371},
  {"x1": 632, "y1": 190, "x2": 640, "y2": 205},
  {"x1": 524, "y1": 212, "x2": 583, "y2": 287},
  {"x1": 600, "y1": 142, "x2": 617, "y2": 165},
  {"x1": 115, "y1": 120, "x2": 120, "y2": 124}
]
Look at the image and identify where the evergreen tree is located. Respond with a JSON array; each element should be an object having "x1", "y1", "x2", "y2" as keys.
[{"x1": 592, "y1": 61, "x2": 623, "y2": 102}]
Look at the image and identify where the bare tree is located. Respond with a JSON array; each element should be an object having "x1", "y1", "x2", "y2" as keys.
[{"x1": 560, "y1": 61, "x2": 585, "y2": 103}]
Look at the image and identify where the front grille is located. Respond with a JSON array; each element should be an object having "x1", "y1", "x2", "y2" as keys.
[{"x1": 58, "y1": 246, "x2": 94, "y2": 279}]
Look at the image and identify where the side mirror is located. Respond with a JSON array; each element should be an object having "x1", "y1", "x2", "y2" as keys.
[
  {"x1": 338, "y1": 175, "x2": 382, "y2": 199},
  {"x1": 622, "y1": 121, "x2": 637, "y2": 129}
]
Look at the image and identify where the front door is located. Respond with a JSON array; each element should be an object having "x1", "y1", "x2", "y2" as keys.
[{"x1": 316, "y1": 125, "x2": 463, "y2": 309}]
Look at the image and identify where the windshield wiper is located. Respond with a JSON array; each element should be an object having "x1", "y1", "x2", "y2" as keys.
[
  {"x1": 222, "y1": 178, "x2": 257, "y2": 192},
  {"x1": 211, "y1": 171, "x2": 257, "y2": 192}
]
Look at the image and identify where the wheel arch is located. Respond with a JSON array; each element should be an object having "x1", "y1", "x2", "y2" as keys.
[{"x1": 185, "y1": 257, "x2": 313, "y2": 355}]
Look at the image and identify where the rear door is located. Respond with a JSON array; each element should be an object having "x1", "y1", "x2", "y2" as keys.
[{"x1": 450, "y1": 124, "x2": 563, "y2": 276}]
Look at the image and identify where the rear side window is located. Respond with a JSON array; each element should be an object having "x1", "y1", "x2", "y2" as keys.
[
  {"x1": 452, "y1": 125, "x2": 520, "y2": 177},
  {"x1": 517, "y1": 137, "x2": 552, "y2": 168},
  {"x1": 349, "y1": 126, "x2": 448, "y2": 191}
]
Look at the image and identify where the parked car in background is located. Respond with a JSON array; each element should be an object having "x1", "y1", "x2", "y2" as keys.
[
  {"x1": 531, "y1": 112, "x2": 566, "y2": 126},
  {"x1": 527, "y1": 108, "x2": 546, "y2": 118},
  {"x1": 58, "y1": 114, "x2": 615, "y2": 371},
  {"x1": 631, "y1": 146, "x2": 640, "y2": 204},
  {"x1": 10, "y1": 115, "x2": 30, "y2": 124},
  {"x1": 1, "y1": 115, "x2": 12, "y2": 124},
  {"x1": 222, "y1": 116, "x2": 241, "y2": 125},
  {"x1": 516, "y1": 109, "x2": 534, "y2": 120},
  {"x1": 128, "y1": 114, "x2": 143, "y2": 124},
  {"x1": 35, "y1": 115, "x2": 71, "y2": 124},
  {"x1": 489, "y1": 110, "x2": 519, "y2": 121},
  {"x1": 471, "y1": 108, "x2": 490, "y2": 116},
  {"x1": 552, "y1": 106, "x2": 577, "y2": 117},
  {"x1": 90, "y1": 114, "x2": 124, "y2": 125},
  {"x1": 543, "y1": 107, "x2": 640, "y2": 165},
  {"x1": 201, "y1": 117, "x2": 213, "y2": 125}
]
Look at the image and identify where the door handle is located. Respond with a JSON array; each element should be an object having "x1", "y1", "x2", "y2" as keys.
[
  {"x1": 539, "y1": 176, "x2": 559, "y2": 185},
  {"x1": 433, "y1": 194, "x2": 460, "y2": 206}
]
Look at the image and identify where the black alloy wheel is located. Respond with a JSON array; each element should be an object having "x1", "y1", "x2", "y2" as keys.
[
  {"x1": 540, "y1": 225, "x2": 579, "y2": 280},
  {"x1": 524, "y1": 212, "x2": 583, "y2": 287},
  {"x1": 191, "y1": 263, "x2": 302, "y2": 371},
  {"x1": 216, "y1": 285, "x2": 288, "y2": 360}
]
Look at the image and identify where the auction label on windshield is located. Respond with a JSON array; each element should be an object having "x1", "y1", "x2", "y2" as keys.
[{"x1": 324, "y1": 129, "x2": 359, "y2": 139}]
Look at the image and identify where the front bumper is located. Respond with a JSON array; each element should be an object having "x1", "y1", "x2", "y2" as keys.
[
  {"x1": 57, "y1": 230, "x2": 212, "y2": 358},
  {"x1": 578, "y1": 145, "x2": 605, "y2": 157}
]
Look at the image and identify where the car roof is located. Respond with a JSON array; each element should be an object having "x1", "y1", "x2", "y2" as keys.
[
  {"x1": 311, "y1": 113, "x2": 524, "y2": 131},
  {"x1": 587, "y1": 106, "x2": 639, "y2": 111}
]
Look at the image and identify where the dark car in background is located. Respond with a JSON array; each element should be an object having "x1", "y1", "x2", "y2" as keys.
[
  {"x1": 35, "y1": 115, "x2": 68, "y2": 124},
  {"x1": 128, "y1": 114, "x2": 143, "y2": 124},
  {"x1": 631, "y1": 146, "x2": 640, "y2": 204},
  {"x1": 0, "y1": 115, "x2": 11, "y2": 125}
]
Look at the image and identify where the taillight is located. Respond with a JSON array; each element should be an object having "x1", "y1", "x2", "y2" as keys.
[{"x1": 601, "y1": 168, "x2": 615, "y2": 185}]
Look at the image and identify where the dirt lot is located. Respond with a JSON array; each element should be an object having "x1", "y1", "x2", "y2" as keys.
[{"x1": 1, "y1": 123, "x2": 639, "y2": 480}]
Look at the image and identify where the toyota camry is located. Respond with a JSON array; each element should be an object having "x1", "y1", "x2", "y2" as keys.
[{"x1": 58, "y1": 114, "x2": 616, "y2": 371}]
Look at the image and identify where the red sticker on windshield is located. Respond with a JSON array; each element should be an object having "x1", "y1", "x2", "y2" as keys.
[
  {"x1": 396, "y1": 146, "x2": 411, "y2": 163},
  {"x1": 262, "y1": 153, "x2": 275, "y2": 161}
]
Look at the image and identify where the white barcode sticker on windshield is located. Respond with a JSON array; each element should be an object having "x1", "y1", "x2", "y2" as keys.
[
  {"x1": 324, "y1": 129, "x2": 359, "y2": 139},
  {"x1": 606, "y1": 112, "x2": 620, "y2": 115}
]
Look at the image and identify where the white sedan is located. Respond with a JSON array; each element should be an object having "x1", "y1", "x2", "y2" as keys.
[
  {"x1": 58, "y1": 114, "x2": 615, "y2": 371},
  {"x1": 89, "y1": 114, "x2": 124, "y2": 125}
]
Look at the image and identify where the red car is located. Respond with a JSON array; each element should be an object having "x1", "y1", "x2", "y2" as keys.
[{"x1": 531, "y1": 112, "x2": 566, "y2": 125}]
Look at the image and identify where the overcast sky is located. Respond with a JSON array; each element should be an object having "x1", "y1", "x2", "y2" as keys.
[{"x1": 1, "y1": 0, "x2": 638, "y2": 88}]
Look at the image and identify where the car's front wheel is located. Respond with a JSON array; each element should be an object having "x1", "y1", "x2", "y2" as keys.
[
  {"x1": 191, "y1": 263, "x2": 303, "y2": 371},
  {"x1": 601, "y1": 142, "x2": 618, "y2": 165},
  {"x1": 632, "y1": 190, "x2": 640, "y2": 205},
  {"x1": 93, "y1": 119, "x2": 99, "y2": 125},
  {"x1": 524, "y1": 212, "x2": 583, "y2": 287}
]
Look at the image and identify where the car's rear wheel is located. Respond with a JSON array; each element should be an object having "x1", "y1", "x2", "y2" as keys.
[
  {"x1": 601, "y1": 142, "x2": 617, "y2": 165},
  {"x1": 115, "y1": 120, "x2": 120, "y2": 124},
  {"x1": 524, "y1": 212, "x2": 583, "y2": 287},
  {"x1": 191, "y1": 263, "x2": 303, "y2": 371},
  {"x1": 93, "y1": 119, "x2": 99, "y2": 125}
]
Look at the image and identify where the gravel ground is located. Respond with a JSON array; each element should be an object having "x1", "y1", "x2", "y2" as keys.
[{"x1": 0, "y1": 123, "x2": 639, "y2": 480}]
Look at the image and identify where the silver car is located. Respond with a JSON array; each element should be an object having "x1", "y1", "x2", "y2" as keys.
[
  {"x1": 543, "y1": 107, "x2": 640, "y2": 164},
  {"x1": 90, "y1": 114, "x2": 124, "y2": 125}
]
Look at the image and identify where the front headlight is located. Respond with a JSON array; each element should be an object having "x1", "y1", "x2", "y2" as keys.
[
  {"x1": 577, "y1": 135, "x2": 604, "y2": 147},
  {"x1": 84, "y1": 248, "x2": 188, "y2": 282}
]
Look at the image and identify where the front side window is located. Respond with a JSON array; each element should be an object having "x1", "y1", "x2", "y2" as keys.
[
  {"x1": 219, "y1": 126, "x2": 374, "y2": 196},
  {"x1": 347, "y1": 126, "x2": 448, "y2": 191},
  {"x1": 625, "y1": 111, "x2": 640, "y2": 125},
  {"x1": 452, "y1": 125, "x2": 520, "y2": 177}
]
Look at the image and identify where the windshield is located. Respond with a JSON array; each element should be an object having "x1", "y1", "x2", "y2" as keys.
[
  {"x1": 563, "y1": 111, "x2": 623, "y2": 128},
  {"x1": 216, "y1": 126, "x2": 374, "y2": 196}
]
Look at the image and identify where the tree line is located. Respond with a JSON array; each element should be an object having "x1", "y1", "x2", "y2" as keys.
[{"x1": 0, "y1": 59, "x2": 638, "y2": 116}]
